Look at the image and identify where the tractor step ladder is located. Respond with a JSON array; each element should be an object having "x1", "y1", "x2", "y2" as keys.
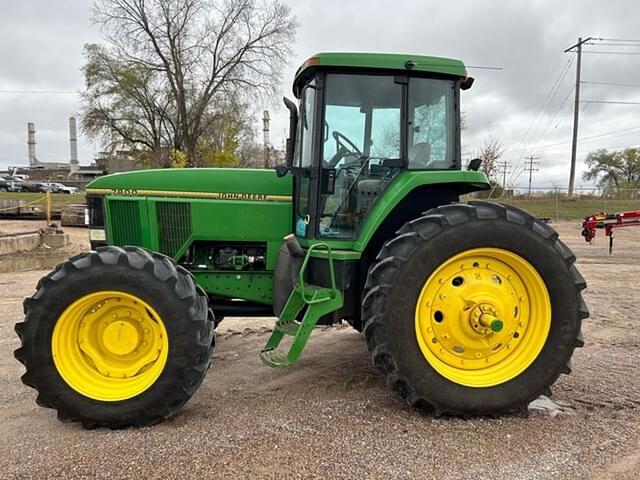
[{"x1": 260, "y1": 242, "x2": 343, "y2": 368}]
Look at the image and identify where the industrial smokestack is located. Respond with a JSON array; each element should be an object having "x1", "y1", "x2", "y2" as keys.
[
  {"x1": 262, "y1": 110, "x2": 270, "y2": 168},
  {"x1": 27, "y1": 122, "x2": 37, "y2": 167},
  {"x1": 69, "y1": 116, "x2": 79, "y2": 173}
]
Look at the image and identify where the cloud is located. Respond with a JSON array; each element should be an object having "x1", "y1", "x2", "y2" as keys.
[{"x1": 1, "y1": 0, "x2": 638, "y2": 190}]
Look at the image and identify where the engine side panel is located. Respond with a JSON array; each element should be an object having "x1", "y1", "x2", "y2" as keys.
[{"x1": 88, "y1": 169, "x2": 294, "y2": 305}]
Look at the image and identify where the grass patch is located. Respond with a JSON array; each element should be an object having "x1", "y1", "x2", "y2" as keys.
[
  {"x1": 500, "y1": 197, "x2": 638, "y2": 221},
  {"x1": 0, "y1": 192, "x2": 85, "y2": 211}
]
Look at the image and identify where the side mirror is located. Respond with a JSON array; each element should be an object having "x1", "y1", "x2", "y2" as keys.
[
  {"x1": 283, "y1": 97, "x2": 298, "y2": 169},
  {"x1": 461, "y1": 76, "x2": 475, "y2": 90},
  {"x1": 467, "y1": 158, "x2": 482, "y2": 171},
  {"x1": 275, "y1": 164, "x2": 289, "y2": 177}
]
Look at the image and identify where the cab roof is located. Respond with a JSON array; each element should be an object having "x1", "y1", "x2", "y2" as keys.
[{"x1": 293, "y1": 52, "x2": 469, "y2": 95}]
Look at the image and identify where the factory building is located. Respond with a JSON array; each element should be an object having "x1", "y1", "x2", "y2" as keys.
[{"x1": 18, "y1": 117, "x2": 102, "y2": 186}]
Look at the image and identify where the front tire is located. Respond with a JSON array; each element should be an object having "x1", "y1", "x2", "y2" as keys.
[
  {"x1": 15, "y1": 246, "x2": 214, "y2": 428},
  {"x1": 362, "y1": 202, "x2": 588, "y2": 416}
]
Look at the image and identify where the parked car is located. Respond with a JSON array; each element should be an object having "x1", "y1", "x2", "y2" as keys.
[
  {"x1": 0, "y1": 176, "x2": 22, "y2": 192},
  {"x1": 47, "y1": 182, "x2": 79, "y2": 194},
  {"x1": 3, "y1": 176, "x2": 26, "y2": 191},
  {"x1": 0, "y1": 178, "x2": 16, "y2": 192},
  {"x1": 19, "y1": 180, "x2": 50, "y2": 193}
]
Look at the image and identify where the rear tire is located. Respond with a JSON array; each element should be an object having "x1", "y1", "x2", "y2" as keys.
[
  {"x1": 15, "y1": 246, "x2": 214, "y2": 428},
  {"x1": 362, "y1": 201, "x2": 588, "y2": 416}
]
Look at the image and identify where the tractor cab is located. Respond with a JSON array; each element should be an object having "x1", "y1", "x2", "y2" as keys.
[{"x1": 282, "y1": 53, "x2": 472, "y2": 241}]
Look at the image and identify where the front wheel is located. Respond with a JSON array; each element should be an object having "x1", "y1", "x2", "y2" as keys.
[
  {"x1": 15, "y1": 246, "x2": 214, "y2": 428},
  {"x1": 362, "y1": 202, "x2": 588, "y2": 416}
]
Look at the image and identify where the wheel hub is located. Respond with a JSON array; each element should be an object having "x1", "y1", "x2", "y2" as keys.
[
  {"x1": 52, "y1": 291, "x2": 169, "y2": 400},
  {"x1": 102, "y1": 320, "x2": 140, "y2": 356},
  {"x1": 415, "y1": 248, "x2": 551, "y2": 387},
  {"x1": 469, "y1": 304, "x2": 504, "y2": 335}
]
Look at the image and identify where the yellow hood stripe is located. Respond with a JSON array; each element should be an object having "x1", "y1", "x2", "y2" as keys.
[{"x1": 86, "y1": 188, "x2": 292, "y2": 203}]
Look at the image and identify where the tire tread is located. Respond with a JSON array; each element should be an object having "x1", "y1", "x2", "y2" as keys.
[
  {"x1": 15, "y1": 246, "x2": 214, "y2": 429},
  {"x1": 361, "y1": 201, "x2": 588, "y2": 416}
]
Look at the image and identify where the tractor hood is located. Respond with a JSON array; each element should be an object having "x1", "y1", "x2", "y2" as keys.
[{"x1": 86, "y1": 168, "x2": 293, "y2": 201}]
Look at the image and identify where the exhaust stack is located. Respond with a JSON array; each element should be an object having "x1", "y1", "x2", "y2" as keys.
[
  {"x1": 69, "y1": 116, "x2": 79, "y2": 173},
  {"x1": 27, "y1": 122, "x2": 37, "y2": 167}
]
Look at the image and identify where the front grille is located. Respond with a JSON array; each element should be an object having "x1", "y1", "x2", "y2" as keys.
[
  {"x1": 156, "y1": 202, "x2": 192, "y2": 257},
  {"x1": 108, "y1": 200, "x2": 143, "y2": 246}
]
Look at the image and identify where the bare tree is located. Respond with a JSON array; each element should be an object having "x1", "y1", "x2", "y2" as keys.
[
  {"x1": 477, "y1": 136, "x2": 505, "y2": 179},
  {"x1": 83, "y1": 0, "x2": 297, "y2": 166}
]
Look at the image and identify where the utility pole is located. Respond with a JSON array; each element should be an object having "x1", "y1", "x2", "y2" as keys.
[
  {"x1": 524, "y1": 155, "x2": 540, "y2": 196},
  {"x1": 565, "y1": 36, "x2": 592, "y2": 197},
  {"x1": 497, "y1": 161, "x2": 511, "y2": 190}
]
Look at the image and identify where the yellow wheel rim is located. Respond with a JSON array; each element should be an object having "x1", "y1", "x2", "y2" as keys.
[
  {"x1": 52, "y1": 291, "x2": 169, "y2": 401},
  {"x1": 415, "y1": 248, "x2": 551, "y2": 388}
]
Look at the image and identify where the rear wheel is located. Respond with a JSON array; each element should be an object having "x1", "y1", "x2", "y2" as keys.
[
  {"x1": 15, "y1": 246, "x2": 214, "y2": 428},
  {"x1": 362, "y1": 202, "x2": 588, "y2": 416}
]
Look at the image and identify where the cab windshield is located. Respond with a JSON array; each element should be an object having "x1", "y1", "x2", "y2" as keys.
[{"x1": 318, "y1": 73, "x2": 456, "y2": 239}]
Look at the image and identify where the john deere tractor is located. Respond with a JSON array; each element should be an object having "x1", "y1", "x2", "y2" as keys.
[{"x1": 15, "y1": 53, "x2": 588, "y2": 428}]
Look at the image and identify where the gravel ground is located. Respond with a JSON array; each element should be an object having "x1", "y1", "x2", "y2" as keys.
[{"x1": 0, "y1": 221, "x2": 639, "y2": 479}]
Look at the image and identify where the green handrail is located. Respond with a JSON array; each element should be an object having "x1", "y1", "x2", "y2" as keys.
[{"x1": 298, "y1": 242, "x2": 337, "y2": 304}]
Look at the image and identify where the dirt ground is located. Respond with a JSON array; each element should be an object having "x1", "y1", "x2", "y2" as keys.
[{"x1": 0, "y1": 220, "x2": 639, "y2": 479}]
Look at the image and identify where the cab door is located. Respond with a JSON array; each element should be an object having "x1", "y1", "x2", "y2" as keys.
[{"x1": 292, "y1": 78, "x2": 319, "y2": 239}]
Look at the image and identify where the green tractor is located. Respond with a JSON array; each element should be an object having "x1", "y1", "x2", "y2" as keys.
[{"x1": 15, "y1": 52, "x2": 588, "y2": 428}]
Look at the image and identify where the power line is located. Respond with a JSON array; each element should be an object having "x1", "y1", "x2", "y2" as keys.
[
  {"x1": 511, "y1": 88, "x2": 573, "y2": 185},
  {"x1": 581, "y1": 100, "x2": 640, "y2": 104},
  {"x1": 582, "y1": 80, "x2": 640, "y2": 87},
  {"x1": 539, "y1": 137, "x2": 640, "y2": 156},
  {"x1": 526, "y1": 85, "x2": 575, "y2": 155},
  {"x1": 510, "y1": 56, "x2": 575, "y2": 162},
  {"x1": 598, "y1": 38, "x2": 640, "y2": 43},
  {"x1": 583, "y1": 51, "x2": 640, "y2": 55},
  {"x1": 0, "y1": 90, "x2": 77, "y2": 94},
  {"x1": 587, "y1": 42, "x2": 640, "y2": 47},
  {"x1": 576, "y1": 140, "x2": 640, "y2": 153},
  {"x1": 533, "y1": 124, "x2": 640, "y2": 151}
]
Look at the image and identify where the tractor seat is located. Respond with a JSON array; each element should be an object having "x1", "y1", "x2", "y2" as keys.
[{"x1": 408, "y1": 142, "x2": 431, "y2": 167}]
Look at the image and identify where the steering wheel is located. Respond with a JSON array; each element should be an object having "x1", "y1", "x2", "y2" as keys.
[
  {"x1": 333, "y1": 130, "x2": 361, "y2": 155},
  {"x1": 326, "y1": 130, "x2": 363, "y2": 167}
]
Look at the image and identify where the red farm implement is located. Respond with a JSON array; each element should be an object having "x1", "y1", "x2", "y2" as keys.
[{"x1": 582, "y1": 210, "x2": 640, "y2": 253}]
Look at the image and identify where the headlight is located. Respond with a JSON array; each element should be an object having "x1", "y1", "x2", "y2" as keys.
[{"x1": 89, "y1": 229, "x2": 106, "y2": 241}]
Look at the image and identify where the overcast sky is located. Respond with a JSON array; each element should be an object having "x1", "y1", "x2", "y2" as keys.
[{"x1": 1, "y1": 0, "x2": 639, "y2": 190}]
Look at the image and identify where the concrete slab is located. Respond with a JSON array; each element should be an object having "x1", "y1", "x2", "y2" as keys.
[
  {"x1": 0, "y1": 232, "x2": 41, "y2": 255},
  {"x1": 42, "y1": 232, "x2": 69, "y2": 249}
]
